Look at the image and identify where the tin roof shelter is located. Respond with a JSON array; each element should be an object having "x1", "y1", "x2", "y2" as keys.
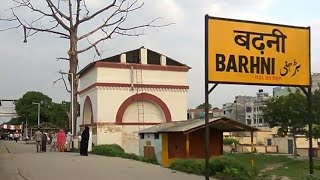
[
  {"x1": 138, "y1": 117, "x2": 259, "y2": 167},
  {"x1": 28, "y1": 122, "x2": 61, "y2": 139}
]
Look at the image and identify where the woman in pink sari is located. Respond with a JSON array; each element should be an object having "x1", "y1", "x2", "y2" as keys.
[{"x1": 57, "y1": 129, "x2": 66, "y2": 152}]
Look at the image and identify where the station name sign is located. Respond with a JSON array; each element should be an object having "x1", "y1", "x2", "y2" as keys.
[{"x1": 206, "y1": 16, "x2": 310, "y2": 86}]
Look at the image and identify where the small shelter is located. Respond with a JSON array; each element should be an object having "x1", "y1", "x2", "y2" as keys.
[
  {"x1": 29, "y1": 122, "x2": 61, "y2": 139},
  {"x1": 138, "y1": 117, "x2": 259, "y2": 167}
]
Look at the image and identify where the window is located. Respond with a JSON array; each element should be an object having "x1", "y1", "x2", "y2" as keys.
[
  {"x1": 139, "y1": 134, "x2": 144, "y2": 139},
  {"x1": 267, "y1": 139, "x2": 272, "y2": 146},
  {"x1": 154, "y1": 133, "x2": 159, "y2": 139}
]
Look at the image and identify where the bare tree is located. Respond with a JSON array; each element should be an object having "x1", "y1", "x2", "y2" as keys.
[{"x1": 0, "y1": 0, "x2": 169, "y2": 133}]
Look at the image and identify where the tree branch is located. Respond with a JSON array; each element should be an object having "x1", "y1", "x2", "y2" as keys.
[
  {"x1": 76, "y1": 0, "x2": 116, "y2": 26},
  {"x1": 53, "y1": 74, "x2": 71, "y2": 93},
  {"x1": 46, "y1": 0, "x2": 70, "y2": 21},
  {"x1": 56, "y1": 57, "x2": 70, "y2": 61},
  {"x1": 68, "y1": 0, "x2": 73, "y2": 28},
  {"x1": 45, "y1": 0, "x2": 70, "y2": 31}
]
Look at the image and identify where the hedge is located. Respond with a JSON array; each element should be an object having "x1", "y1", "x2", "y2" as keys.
[
  {"x1": 91, "y1": 144, "x2": 158, "y2": 165},
  {"x1": 223, "y1": 138, "x2": 239, "y2": 145},
  {"x1": 170, "y1": 156, "x2": 257, "y2": 179}
]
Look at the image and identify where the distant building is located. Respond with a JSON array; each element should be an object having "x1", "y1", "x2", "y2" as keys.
[
  {"x1": 245, "y1": 89, "x2": 270, "y2": 127},
  {"x1": 222, "y1": 89, "x2": 270, "y2": 126},
  {"x1": 222, "y1": 103, "x2": 233, "y2": 119},
  {"x1": 187, "y1": 108, "x2": 223, "y2": 119},
  {"x1": 311, "y1": 73, "x2": 320, "y2": 91}
]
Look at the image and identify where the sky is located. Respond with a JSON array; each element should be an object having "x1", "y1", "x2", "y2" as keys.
[{"x1": 0, "y1": 0, "x2": 319, "y2": 115}]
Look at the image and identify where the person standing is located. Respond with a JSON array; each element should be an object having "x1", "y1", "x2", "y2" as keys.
[
  {"x1": 66, "y1": 130, "x2": 73, "y2": 152},
  {"x1": 80, "y1": 126, "x2": 90, "y2": 156},
  {"x1": 34, "y1": 129, "x2": 43, "y2": 152},
  {"x1": 13, "y1": 132, "x2": 19, "y2": 143},
  {"x1": 57, "y1": 129, "x2": 66, "y2": 152},
  {"x1": 41, "y1": 132, "x2": 48, "y2": 152},
  {"x1": 50, "y1": 131, "x2": 57, "y2": 152}
]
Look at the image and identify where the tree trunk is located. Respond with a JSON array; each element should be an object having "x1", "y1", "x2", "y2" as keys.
[
  {"x1": 293, "y1": 133, "x2": 297, "y2": 158},
  {"x1": 68, "y1": 29, "x2": 79, "y2": 135}
]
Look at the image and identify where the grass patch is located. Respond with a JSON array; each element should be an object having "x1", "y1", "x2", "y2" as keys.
[
  {"x1": 224, "y1": 153, "x2": 320, "y2": 179},
  {"x1": 268, "y1": 158, "x2": 320, "y2": 179},
  {"x1": 170, "y1": 156, "x2": 257, "y2": 179}
]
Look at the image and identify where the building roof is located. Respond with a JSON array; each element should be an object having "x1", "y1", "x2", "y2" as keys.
[
  {"x1": 78, "y1": 47, "x2": 191, "y2": 77},
  {"x1": 30, "y1": 122, "x2": 61, "y2": 130},
  {"x1": 187, "y1": 108, "x2": 223, "y2": 113},
  {"x1": 139, "y1": 117, "x2": 259, "y2": 134}
]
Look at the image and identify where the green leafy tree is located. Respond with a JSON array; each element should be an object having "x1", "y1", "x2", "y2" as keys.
[
  {"x1": 262, "y1": 92, "x2": 308, "y2": 158},
  {"x1": 9, "y1": 91, "x2": 68, "y2": 127},
  {"x1": 12, "y1": 91, "x2": 52, "y2": 125},
  {"x1": 311, "y1": 90, "x2": 320, "y2": 139},
  {"x1": 196, "y1": 103, "x2": 212, "y2": 109}
]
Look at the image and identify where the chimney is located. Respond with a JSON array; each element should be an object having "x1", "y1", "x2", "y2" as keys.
[
  {"x1": 140, "y1": 47, "x2": 147, "y2": 64},
  {"x1": 160, "y1": 55, "x2": 166, "y2": 66},
  {"x1": 120, "y1": 53, "x2": 126, "y2": 63}
]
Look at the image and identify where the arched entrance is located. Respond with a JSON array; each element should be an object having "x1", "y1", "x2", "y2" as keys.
[{"x1": 82, "y1": 96, "x2": 93, "y2": 125}]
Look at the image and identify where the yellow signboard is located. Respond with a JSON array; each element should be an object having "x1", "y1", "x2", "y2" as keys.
[{"x1": 206, "y1": 16, "x2": 310, "y2": 86}]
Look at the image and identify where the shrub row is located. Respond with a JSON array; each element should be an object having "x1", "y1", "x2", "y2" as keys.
[
  {"x1": 91, "y1": 144, "x2": 158, "y2": 165},
  {"x1": 223, "y1": 138, "x2": 239, "y2": 145},
  {"x1": 170, "y1": 156, "x2": 257, "y2": 180}
]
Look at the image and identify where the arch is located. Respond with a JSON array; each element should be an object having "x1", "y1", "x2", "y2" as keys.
[
  {"x1": 82, "y1": 96, "x2": 93, "y2": 125},
  {"x1": 116, "y1": 93, "x2": 172, "y2": 124}
]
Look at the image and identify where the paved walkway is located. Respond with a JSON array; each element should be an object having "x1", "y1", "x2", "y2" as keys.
[{"x1": 0, "y1": 140, "x2": 207, "y2": 180}]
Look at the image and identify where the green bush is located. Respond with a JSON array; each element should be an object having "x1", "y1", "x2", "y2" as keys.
[
  {"x1": 223, "y1": 138, "x2": 239, "y2": 145},
  {"x1": 169, "y1": 157, "x2": 256, "y2": 179},
  {"x1": 170, "y1": 159, "x2": 204, "y2": 175},
  {"x1": 122, "y1": 153, "x2": 142, "y2": 161},
  {"x1": 210, "y1": 156, "x2": 257, "y2": 179},
  {"x1": 91, "y1": 144, "x2": 159, "y2": 165},
  {"x1": 91, "y1": 144, "x2": 125, "y2": 157}
]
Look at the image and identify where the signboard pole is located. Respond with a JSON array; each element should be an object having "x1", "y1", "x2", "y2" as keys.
[
  {"x1": 204, "y1": 14, "x2": 210, "y2": 180},
  {"x1": 307, "y1": 28, "x2": 313, "y2": 175},
  {"x1": 307, "y1": 86, "x2": 313, "y2": 175}
]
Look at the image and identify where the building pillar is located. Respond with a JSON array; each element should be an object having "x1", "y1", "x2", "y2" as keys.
[
  {"x1": 251, "y1": 131, "x2": 255, "y2": 166},
  {"x1": 161, "y1": 133, "x2": 169, "y2": 167},
  {"x1": 186, "y1": 133, "x2": 190, "y2": 158}
]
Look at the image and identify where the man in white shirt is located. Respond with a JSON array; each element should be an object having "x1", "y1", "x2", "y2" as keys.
[{"x1": 66, "y1": 131, "x2": 73, "y2": 152}]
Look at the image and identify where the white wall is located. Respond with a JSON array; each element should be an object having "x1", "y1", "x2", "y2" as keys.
[
  {"x1": 79, "y1": 68, "x2": 97, "y2": 91},
  {"x1": 96, "y1": 124, "x2": 155, "y2": 154},
  {"x1": 96, "y1": 124, "x2": 122, "y2": 145},
  {"x1": 97, "y1": 67, "x2": 188, "y2": 86}
]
